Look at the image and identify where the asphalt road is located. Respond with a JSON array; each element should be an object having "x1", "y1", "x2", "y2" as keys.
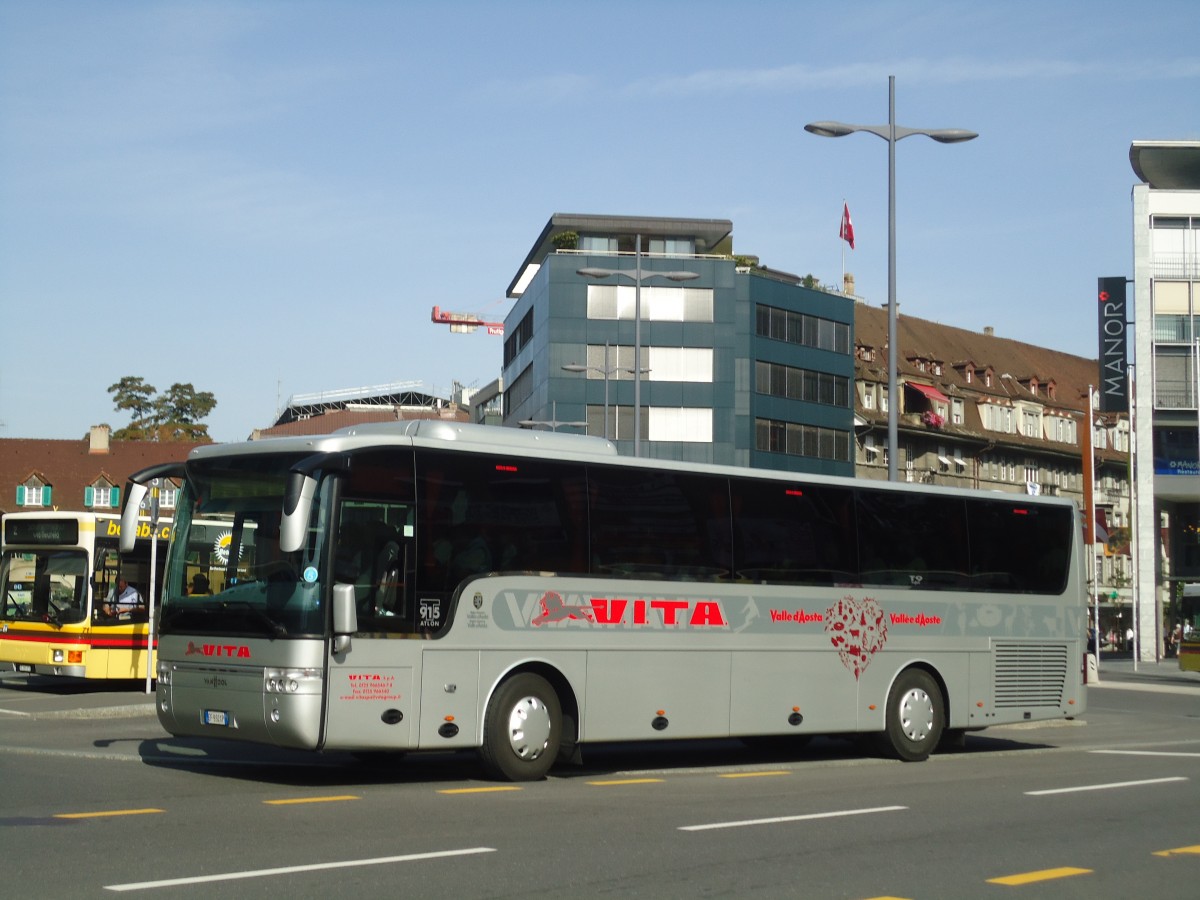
[{"x1": 2, "y1": 660, "x2": 1199, "y2": 899}]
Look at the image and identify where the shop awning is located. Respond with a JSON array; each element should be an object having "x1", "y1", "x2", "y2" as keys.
[{"x1": 907, "y1": 382, "x2": 949, "y2": 403}]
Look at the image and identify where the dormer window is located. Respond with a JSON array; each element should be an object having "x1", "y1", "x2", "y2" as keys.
[
  {"x1": 85, "y1": 478, "x2": 120, "y2": 510},
  {"x1": 16, "y1": 476, "x2": 52, "y2": 508}
]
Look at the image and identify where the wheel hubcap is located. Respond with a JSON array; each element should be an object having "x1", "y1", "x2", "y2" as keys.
[
  {"x1": 506, "y1": 695, "x2": 552, "y2": 760},
  {"x1": 898, "y1": 687, "x2": 934, "y2": 742}
]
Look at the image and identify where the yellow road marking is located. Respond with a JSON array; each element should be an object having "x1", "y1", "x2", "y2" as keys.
[
  {"x1": 437, "y1": 786, "x2": 523, "y2": 795},
  {"x1": 586, "y1": 778, "x2": 664, "y2": 786},
  {"x1": 718, "y1": 771, "x2": 790, "y2": 779},
  {"x1": 1153, "y1": 845, "x2": 1200, "y2": 857},
  {"x1": 54, "y1": 808, "x2": 164, "y2": 819},
  {"x1": 263, "y1": 795, "x2": 360, "y2": 805},
  {"x1": 987, "y1": 867, "x2": 1091, "y2": 886}
]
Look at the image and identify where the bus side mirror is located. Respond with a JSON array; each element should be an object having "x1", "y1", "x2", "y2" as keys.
[
  {"x1": 119, "y1": 483, "x2": 149, "y2": 553},
  {"x1": 280, "y1": 472, "x2": 316, "y2": 554},
  {"x1": 332, "y1": 582, "x2": 357, "y2": 654}
]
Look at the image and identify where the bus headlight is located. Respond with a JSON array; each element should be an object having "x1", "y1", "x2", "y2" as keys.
[
  {"x1": 157, "y1": 663, "x2": 172, "y2": 685},
  {"x1": 264, "y1": 668, "x2": 320, "y2": 694}
]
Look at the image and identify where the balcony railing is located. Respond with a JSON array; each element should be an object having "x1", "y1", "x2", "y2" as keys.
[{"x1": 1152, "y1": 252, "x2": 1200, "y2": 280}]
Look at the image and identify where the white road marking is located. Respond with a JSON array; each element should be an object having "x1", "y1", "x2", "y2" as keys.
[
  {"x1": 104, "y1": 847, "x2": 496, "y2": 892},
  {"x1": 1026, "y1": 776, "x2": 1187, "y2": 796},
  {"x1": 1092, "y1": 749, "x2": 1200, "y2": 758},
  {"x1": 679, "y1": 805, "x2": 906, "y2": 832}
]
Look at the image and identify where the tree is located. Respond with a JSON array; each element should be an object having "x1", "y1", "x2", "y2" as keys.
[{"x1": 107, "y1": 376, "x2": 218, "y2": 442}]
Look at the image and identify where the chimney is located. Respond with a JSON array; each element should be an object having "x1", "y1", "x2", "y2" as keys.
[
  {"x1": 983, "y1": 326, "x2": 995, "y2": 337},
  {"x1": 88, "y1": 424, "x2": 111, "y2": 454},
  {"x1": 843, "y1": 272, "x2": 855, "y2": 295}
]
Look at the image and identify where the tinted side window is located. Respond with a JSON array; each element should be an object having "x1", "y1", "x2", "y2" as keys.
[
  {"x1": 417, "y1": 451, "x2": 588, "y2": 595},
  {"x1": 856, "y1": 489, "x2": 969, "y2": 589},
  {"x1": 967, "y1": 499, "x2": 1073, "y2": 594},
  {"x1": 588, "y1": 467, "x2": 732, "y2": 581},
  {"x1": 731, "y1": 481, "x2": 856, "y2": 584}
]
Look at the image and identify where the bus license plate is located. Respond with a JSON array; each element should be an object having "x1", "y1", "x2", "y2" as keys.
[
  {"x1": 16, "y1": 664, "x2": 32, "y2": 673},
  {"x1": 203, "y1": 710, "x2": 229, "y2": 726}
]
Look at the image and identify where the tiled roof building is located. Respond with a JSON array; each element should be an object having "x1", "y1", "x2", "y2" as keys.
[
  {"x1": 852, "y1": 302, "x2": 1131, "y2": 637},
  {"x1": 0, "y1": 426, "x2": 198, "y2": 517}
]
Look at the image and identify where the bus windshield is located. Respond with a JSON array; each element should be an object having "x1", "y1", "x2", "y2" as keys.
[
  {"x1": 0, "y1": 549, "x2": 89, "y2": 624},
  {"x1": 161, "y1": 456, "x2": 328, "y2": 639}
]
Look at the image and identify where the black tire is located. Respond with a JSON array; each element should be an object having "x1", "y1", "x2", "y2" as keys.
[
  {"x1": 881, "y1": 669, "x2": 944, "y2": 762},
  {"x1": 481, "y1": 673, "x2": 561, "y2": 781}
]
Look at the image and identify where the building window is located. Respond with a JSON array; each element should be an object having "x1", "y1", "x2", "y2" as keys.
[
  {"x1": 754, "y1": 418, "x2": 851, "y2": 462},
  {"x1": 755, "y1": 304, "x2": 850, "y2": 355},
  {"x1": 862, "y1": 386, "x2": 875, "y2": 409},
  {"x1": 16, "y1": 483, "x2": 50, "y2": 507},
  {"x1": 1024, "y1": 411, "x2": 1041, "y2": 438},
  {"x1": 586, "y1": 284, "x2": 714, "y2": 323},
  {"x1": 579, "y1": 234, "x2": 617, "y2": 252},
  {"x1": 952, "y1": 399, "x2": 963, "y2": 425},
  {"x1": 755, "y1": 361, "x2": 850, "y2": 408},
  {"x1": 503, "y1": 309, "x2": 534, "y2": 368},
  {"x1": 85, "y1": 485, "x2": 119, "y2": 509},
  {"x1": 648, "y1": 347, "x2": 713, "y2": 383},
  {"x1": 648, "y1": 407, "x2": 713, "y2": 443},
  {"x1": 648, "y1": 236, "x2": 695, "y2": 255},
  {"x1": 863, "y1": 435, "x2": 881, "y2": 463}
]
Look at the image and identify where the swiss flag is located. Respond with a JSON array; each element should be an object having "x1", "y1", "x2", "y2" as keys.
[{"x1": 839, "y1": 202, "x2": 855, "y2": 249}]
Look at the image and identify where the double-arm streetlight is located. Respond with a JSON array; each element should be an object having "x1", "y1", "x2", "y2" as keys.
[
  {"x1": 562, "y1": 341, "x2": 635, "y2": 440},
  {"x1": 806, "y1": 76, "x2": 976, "y2": 481},
  {"x1": 577, "y1": 234, "x2": 699, "y2": 456}
]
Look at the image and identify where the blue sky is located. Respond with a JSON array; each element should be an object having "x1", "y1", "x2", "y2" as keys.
[{"x1": 2, "y1": 0, "x2": 1197, "y2": 442}]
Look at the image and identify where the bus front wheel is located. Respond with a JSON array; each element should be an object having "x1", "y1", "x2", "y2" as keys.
[
  {"x1": 881, "y1": 669, "x2": 944, "y2": 762},
  {"x1": 481, "y1": 673, "x2": 561, "y2": 781}
]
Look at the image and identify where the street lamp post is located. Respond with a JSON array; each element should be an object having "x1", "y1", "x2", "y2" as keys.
[
  {"x1": 806, "y1": 76, "x2": 976, "y2": 481},
  {"x1": 578, "y1": 234, "x2": 699, "y2": 456},
  {"x1": 563, "y1": 341, "x2": 627, "y2": 440}
]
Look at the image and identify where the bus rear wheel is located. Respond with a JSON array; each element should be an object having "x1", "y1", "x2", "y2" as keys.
[
  {"x1": 881, "y1": 669, "x2": 944, "y2": 762},
  {"x1": 481, "y1": 673, "x2": 561, "y2": 781}
]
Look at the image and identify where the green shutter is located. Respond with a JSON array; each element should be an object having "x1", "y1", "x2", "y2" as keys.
[
  {"x1": 43, "y1": 486, "x2": 52, "y2": 507},
  {"x1": 85, "y1": 486, "x2": 95, "y2": 507},
  {"x1": 111, "y1": 486, "x2": 120, "y2": 509},
  {"x1": 16, "y1": 485, "x2": 24, "y2": 506}
]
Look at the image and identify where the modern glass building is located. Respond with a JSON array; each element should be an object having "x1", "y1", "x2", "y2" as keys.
[
  {"x1": 501, "y1": 214, "x2": 854, "y2": 476},
  {"x1": 1130, "y1": 142, "x2": 1200, "y2": 660}
]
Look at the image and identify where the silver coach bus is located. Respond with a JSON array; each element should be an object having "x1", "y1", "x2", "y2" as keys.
[{"x1": 122, "y1": 421, "x2": 1087, "y2": 781}]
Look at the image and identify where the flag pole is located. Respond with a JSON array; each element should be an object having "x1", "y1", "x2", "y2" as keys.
[{"x1": 840, "y1": 198, "x2": 846, "y2": 289}]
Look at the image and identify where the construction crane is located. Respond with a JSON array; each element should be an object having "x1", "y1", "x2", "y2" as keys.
[{"x1": 431, "y1": 306, "x2": 504, "y2": 336}]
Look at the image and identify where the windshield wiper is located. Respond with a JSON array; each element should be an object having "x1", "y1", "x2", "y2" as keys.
[{"x1": 219, "y1": 600, "x2": 288, "y2": 639}]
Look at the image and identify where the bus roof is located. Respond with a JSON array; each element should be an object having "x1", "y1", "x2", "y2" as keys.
[{"x1": 177, "y1": 421, "x2": 1078, "y2": 510}]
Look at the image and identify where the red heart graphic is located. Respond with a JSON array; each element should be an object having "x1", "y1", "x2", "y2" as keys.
[{"x1": 825, "y1": 595, "x2": 888, "y2": 680}]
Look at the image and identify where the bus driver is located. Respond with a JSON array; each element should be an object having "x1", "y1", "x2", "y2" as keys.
[{"x1": 102, "y1": 577, "x2": 144, "y2": 619}]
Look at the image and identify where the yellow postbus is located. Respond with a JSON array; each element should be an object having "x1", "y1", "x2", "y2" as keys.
[{"x1": 0, "y1": 511, "x2": 169, "y2": 679}]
